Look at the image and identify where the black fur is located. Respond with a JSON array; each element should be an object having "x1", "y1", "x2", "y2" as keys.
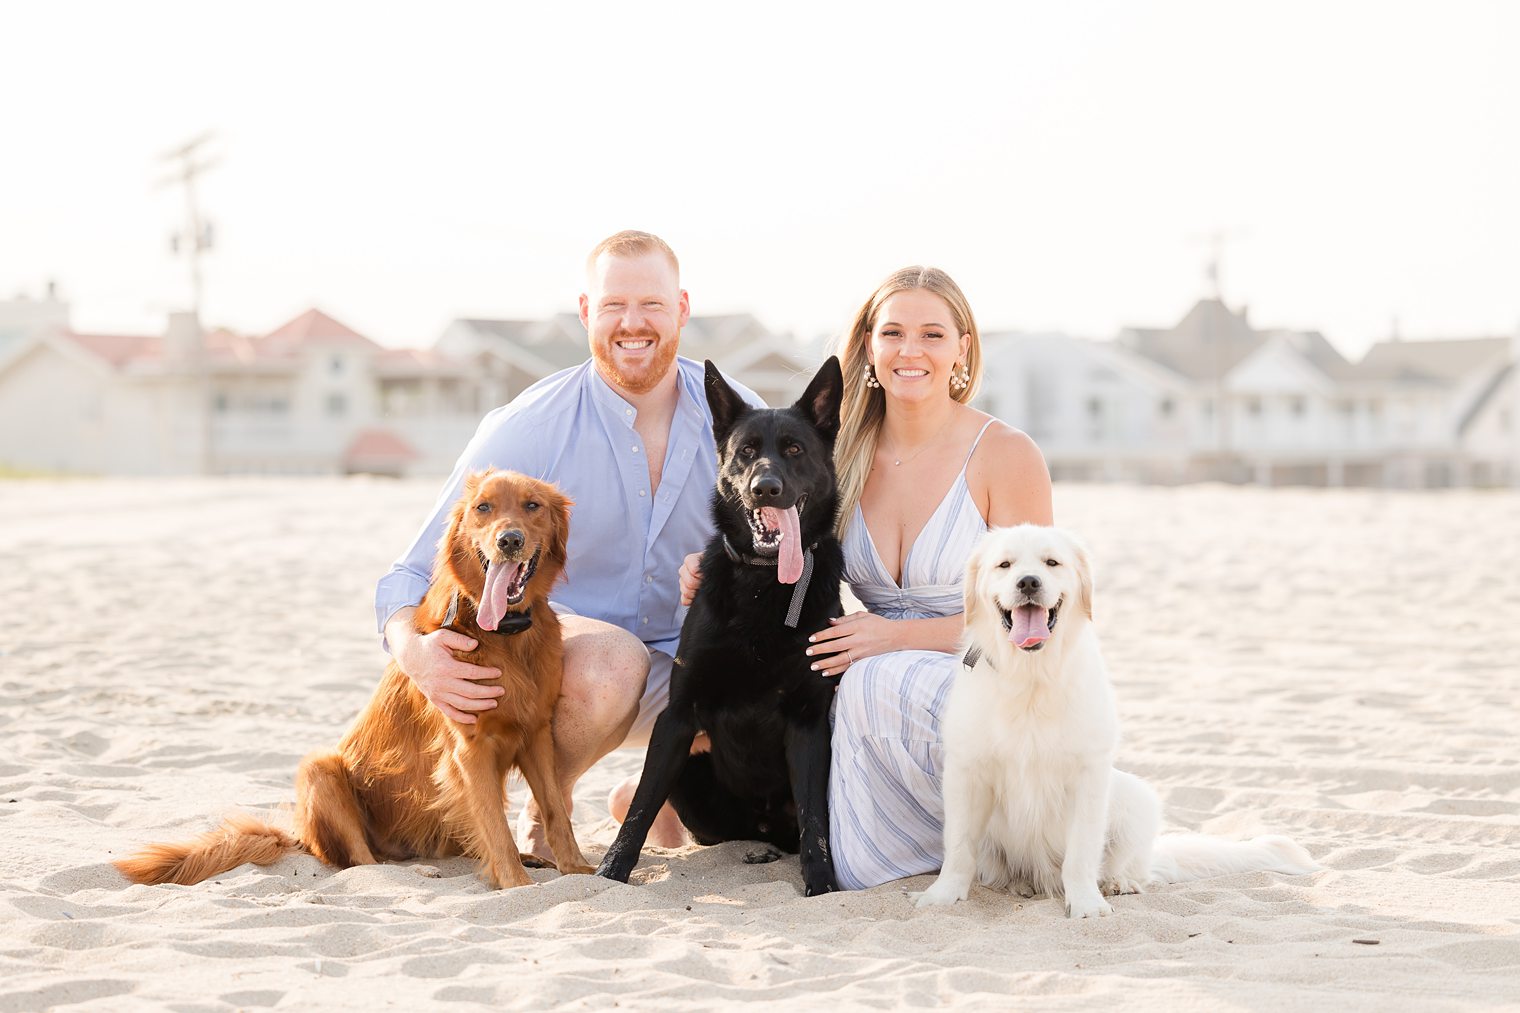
[{"x1": 596, "y1": 357, "x2": 846, "y2": 896}]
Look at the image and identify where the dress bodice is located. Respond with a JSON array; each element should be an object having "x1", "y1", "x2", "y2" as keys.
[{"x1": 841, "y1": 420, "x2": 995, "y2": 621}]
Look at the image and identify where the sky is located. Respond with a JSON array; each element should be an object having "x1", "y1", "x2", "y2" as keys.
[{"x1": 4, "y1": 1, "x2": 1517, "y2": 359}]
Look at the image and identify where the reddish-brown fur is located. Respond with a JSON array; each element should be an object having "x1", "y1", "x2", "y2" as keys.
[{"x1": 115, "y1": 470, "x2": 593, "y2": 889}]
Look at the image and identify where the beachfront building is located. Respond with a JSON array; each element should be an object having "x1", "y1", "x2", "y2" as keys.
[
  {"x1": 977, "y1": 331, "x2": 1193, "y2": 483},
  {"x1": 980, "y1": 298, "x2": 1518, "y2": 487},
  {"x1": 0, "y1": 303, "x2": 815, "y2": 477}
]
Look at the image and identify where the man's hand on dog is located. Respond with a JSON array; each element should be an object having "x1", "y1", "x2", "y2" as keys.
[
  {"x1": 388, "y1": 612, "x2": 505, "y2": 724},
  {"x1": 806, "y1": 612, "x2": 898, "y2": 677},
  {"x1": 678, "y1": 551, "x2": 704, "y2": 606}
]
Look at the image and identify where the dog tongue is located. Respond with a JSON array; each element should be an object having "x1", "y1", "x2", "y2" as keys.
[
  {"x1": 477, "y1": 560, "x2": 521, "y2": 632},
  {"x1": 1009, "y1": 604, "x2": 1050, "y2": 648},
  {"x1": 761, "y1": 505, "x2": 804, "y2": 584}
]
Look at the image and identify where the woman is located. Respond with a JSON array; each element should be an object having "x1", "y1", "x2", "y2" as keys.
[{"x1": 805, "y1": 266, "x2": 1052, "y2": 889}]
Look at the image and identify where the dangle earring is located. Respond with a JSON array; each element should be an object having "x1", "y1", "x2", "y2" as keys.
[
  {"x1": 948, "y1": 360, "x2": 971, "y2": 392},
  {"x1": 864, "y1": 362, "x2": 881, "y2": 389}
]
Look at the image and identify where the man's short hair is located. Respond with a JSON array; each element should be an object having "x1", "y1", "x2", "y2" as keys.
[{"x1": 585, "y1": 230, "x2": 680, "y2": 279}]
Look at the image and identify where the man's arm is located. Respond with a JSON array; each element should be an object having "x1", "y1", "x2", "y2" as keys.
[
  {"x1": 375, "y1": 405, "x2": 539, "y2": 723},
  {"x1": 383, "y1": 606, "x2": 504, "y2": 724}
]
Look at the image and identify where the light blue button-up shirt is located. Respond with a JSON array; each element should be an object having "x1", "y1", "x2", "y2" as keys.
[{"x1": 375, "y1": 356, "x2": 763, "y2": 657}]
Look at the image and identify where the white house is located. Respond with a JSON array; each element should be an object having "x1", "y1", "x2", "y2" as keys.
[
  {"x1": 0, "y1": 303, "x2": 820, "y2": 477},
  {"x1": 978, "y1": 331, "x2": 1192, "y2": 482}
]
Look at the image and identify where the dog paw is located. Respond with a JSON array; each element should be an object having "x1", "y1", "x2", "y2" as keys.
[
  {"x1": 1101, "y1": 877, "x2": 1145, "y2": 896},
  {"x1": 742, "y1": 847, "x2": 784, "y2": 865},
  {"x1": 557, "y1": 863, "x2": 595, "y2": 877},
  {"x1": 1011, "y1": 879, "x2": 1037, "y2": 898},
  {"x1": 1065, "y1": 894, "x2": 1113, "y2": 919},
  {"x1": 486, "y1": 867, "x2": 534, "y2": 890},
  {"x1": 519, "y1": 854, "x2": 554, "y2": 870},
  {"x1": 804, "y1": 879, "x2": 837, "y2": 897},
  {"x1": 914, "y1": 880, "x2": 967, "y2": 909}
]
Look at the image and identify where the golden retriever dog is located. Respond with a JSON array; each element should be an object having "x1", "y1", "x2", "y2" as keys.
[
  {"x1": 916, "y1": 524, "x2": 1317, "y2": 918},
  {"x1": 116, "y1": 469, "x2": 593, "y2": 890}
]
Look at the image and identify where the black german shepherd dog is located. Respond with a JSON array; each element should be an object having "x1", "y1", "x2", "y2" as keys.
[{"x1": 596, "y1": 356, "x2": 845, "y2": 896}]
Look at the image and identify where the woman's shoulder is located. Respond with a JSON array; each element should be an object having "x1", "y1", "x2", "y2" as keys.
[
  {"x1": 962, "y1": 411, "x2": 1053, "y2": 524},
  {"x1": 962, "y1": 410, "x2": 1043, "y2": 466}
]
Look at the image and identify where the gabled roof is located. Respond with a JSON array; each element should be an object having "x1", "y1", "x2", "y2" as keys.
[
  {"x1": 258, "y1": 308, "x2": 380, "y2": 352},
  {"x1": 1122, "y1": 298, "x2": 1265, "y2": 381},
  {"x1": 62, "y1": 331, "x2": 162, "y2": 368},
  {"x1": 1264, "y1": 329, "x2": 1357, "y2": 381},
  {"x1": 1352, "y1": 337, "x2": 1509, "y2": 384},
  {"x1": 1458, "y1": 362, "x2": 1515, "y2": 435}
]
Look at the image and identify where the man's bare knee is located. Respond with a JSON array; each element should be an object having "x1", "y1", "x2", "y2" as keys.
[{"x1": 558, "y1": 617, "x2": 649, "y2": 733}]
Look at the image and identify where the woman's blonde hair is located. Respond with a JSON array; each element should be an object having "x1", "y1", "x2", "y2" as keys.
[{"x1": 832, "y1": 266, "x2": 982, "y2": 538}]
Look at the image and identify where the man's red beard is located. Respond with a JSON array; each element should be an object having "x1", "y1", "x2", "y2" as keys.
[{"x1": 591, "y1": 327, "x2": 680, "y2": 396}]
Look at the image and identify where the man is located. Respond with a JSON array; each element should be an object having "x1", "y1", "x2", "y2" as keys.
[{"x1": 375, "y1": 231, "x2": 762, "y2": 857}]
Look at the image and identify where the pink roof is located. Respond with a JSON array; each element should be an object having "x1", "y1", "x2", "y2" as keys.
[
  {"x1": 61, "y1": 331, "x2": 162, "y2": 368},
  {"x1": 344, "y1": 428, "x2": 421, "y2": 462},
  {"x1": 259, "y1": 308, "x2": 379, "y2": 351}
]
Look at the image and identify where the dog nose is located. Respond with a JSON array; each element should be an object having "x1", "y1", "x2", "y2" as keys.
[
  {"x1": 1017, "y1": 574, "x2": 1042, "y2": 595},
  {"x1": 750, "y1": 474, "x2": 783, "y2": 500},
  {"x1": 497, "y1": 528, "x2": 525, "y2": 555}
]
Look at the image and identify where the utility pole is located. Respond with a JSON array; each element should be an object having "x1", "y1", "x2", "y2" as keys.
[
  {"x1": 159, "y1": 131, "x2": 218, "y2": 320},
  {"x1": 157, "y1": 131, "x2": 219, "y2": 474},
  {"x1": 1188, "y1": 228, "x2": 1249, "y2": 480}
]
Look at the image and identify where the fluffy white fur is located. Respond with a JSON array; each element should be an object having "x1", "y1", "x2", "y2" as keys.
[{"x1": 916, "y1": 524, "x2": 1318, "y2": 918}]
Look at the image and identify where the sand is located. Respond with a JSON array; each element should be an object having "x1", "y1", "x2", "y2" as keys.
[{"x1": 2, "y1": 478, "x2": 1518, "y2": 1011}]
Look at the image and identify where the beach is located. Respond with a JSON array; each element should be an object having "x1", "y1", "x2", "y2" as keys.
[{"x1": 2, "y1": 477, "x2": 1518, "y2": 1011}]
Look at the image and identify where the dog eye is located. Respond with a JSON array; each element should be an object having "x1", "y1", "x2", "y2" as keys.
[
  {"x1": 783, "y1": 443, "x2": 802, "y2": 456},
  {"x1": 739, "y1": 445, "x2": 758, "y2": 459},
  {"x1": 1045, "y1": 558, "x2": 1060, "y2": 567},
  {"x1": 524, "y1": 501, "x2": 540, "y2": 512},
  {"x1": 475, "y1": 502, "x2": 492, "y2": 513},
  {"x1": 997, "y1": 561, "x2": 1011, "y2": 569}
]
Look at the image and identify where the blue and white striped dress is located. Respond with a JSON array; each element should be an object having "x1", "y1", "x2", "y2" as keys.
[{"x1": 829, "y1": 420, "x2": 995, "y2": 890}]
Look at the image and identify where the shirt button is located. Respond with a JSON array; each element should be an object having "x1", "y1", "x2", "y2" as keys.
[
  {"x1": 639, "y1": 489, "x2": 646, "y2": 497},
  {"x1": 645, "y1": 575, "x2": 653, "y2": 584},
  {"x1": 631, "y1": 444, "x2": 639, "y2": 452},
  {"x1": 641, "y1": 616, "x2": 649, "y2": 625}
]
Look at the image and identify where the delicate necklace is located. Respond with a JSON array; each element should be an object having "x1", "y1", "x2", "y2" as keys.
[{"x1": 883, "y1": 414, "x2": 956, "y2": 467}]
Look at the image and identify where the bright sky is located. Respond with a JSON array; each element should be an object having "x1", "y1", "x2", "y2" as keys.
[{"x1": 5, "y1": 1, "x2": 1516, "y2": 359}]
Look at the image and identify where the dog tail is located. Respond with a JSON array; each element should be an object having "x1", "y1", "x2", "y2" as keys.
[
  {"x1": 115, "y1": 813, "x2": 302, "y2": 886},
  {"x1": 1150, "y1": 833, "x2": 1319, "y2": 884}
]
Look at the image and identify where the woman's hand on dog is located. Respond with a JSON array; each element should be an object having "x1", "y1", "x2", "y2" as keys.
[
  {"x1": 393, "y1": 625, "x2": 506, "y2": 724},
  {"x1": 678, "y1": 552, "x2": 704, "y2": 606},
  {"x1": 806, "y1": 612, "x2": 899, "y2": 677}
]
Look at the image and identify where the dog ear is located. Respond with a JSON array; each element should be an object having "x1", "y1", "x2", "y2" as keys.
[
  {"x1": 1067, "y1": 531, "x2": 1095, "y2": 621},
  {"x1": 791, "y1": 356, "x2": 844, "y2": 443},
  {"x1": 704, "y1": 360, "x2": 751, "y2": 453},
  {"x1": 962, "y1": 530, "x2": 991, "y2": 637},
  {"x1": 548, "y1": 486, "x2": 573, "y2": 575},
  {"x1": 441, "y1": 472, "x2": 487, "y2": 595}
]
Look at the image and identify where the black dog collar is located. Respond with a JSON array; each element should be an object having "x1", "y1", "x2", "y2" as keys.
[
  {"x1": 720, "y1": 535, "x2": 818, "y2": 629},
  {"x1": 444, "y1": 590, "x2": 533, "y2": 636}
]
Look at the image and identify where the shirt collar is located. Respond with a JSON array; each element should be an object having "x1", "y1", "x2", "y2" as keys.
[
  {"x1": 586, "y1": 357, "x2": 709, "y2": 430},
  {"x1": 586, "y1": 361, "x2": 639, "y2": 429}
]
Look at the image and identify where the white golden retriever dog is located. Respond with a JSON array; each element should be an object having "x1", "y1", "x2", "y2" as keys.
[{"x1": 916, "y1": 524, "x2": 1317, "y2": 918}]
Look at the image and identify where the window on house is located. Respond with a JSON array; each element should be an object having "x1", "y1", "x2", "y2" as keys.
[
  {"x1": 1086, "y1": 398, "x2": 1104, "y2": 419},
  {"x1": 330, "y1": 356, "x2": 344, "y2": 374},
  {"x1": 327, "y1": 393, "x2": 347, "y2": 417},
  {"x1": 212, "y1": 393, "x2": 228, "y2": 413},
  {"x1": 1290, "y1": 396, "x2": 1306, "y2": 416},
  {"x1": 1246, "y1": 397, "x2": 1262, "y2": 416},
  {"x1": 1158, "y1": 398, "x2": 1175, "y2": 418}
]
